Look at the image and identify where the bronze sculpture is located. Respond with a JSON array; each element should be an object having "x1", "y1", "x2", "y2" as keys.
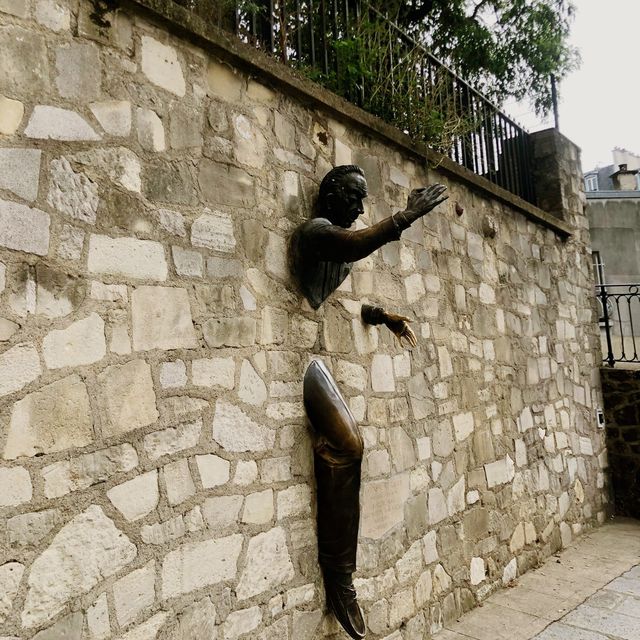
[{"x1": 291, "y1": 165, "x2": 448, "y2": 638}]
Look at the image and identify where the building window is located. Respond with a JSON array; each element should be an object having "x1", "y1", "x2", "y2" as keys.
[
  {"x1": 636, "y1": 173, "x2": 640, "y2": 191},
  {"x1": 585, "y1": 174, "x2": 599, "y2": 191},
  {"x1": 592, "y1": 251, "x2": 605, "y2": 286}
]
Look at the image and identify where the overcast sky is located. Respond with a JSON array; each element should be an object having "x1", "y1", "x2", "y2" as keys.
[{"x1": 504, "y1": 0, "x2": 640, "y2": 172}]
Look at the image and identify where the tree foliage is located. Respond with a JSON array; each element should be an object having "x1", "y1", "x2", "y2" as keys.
[{"x1": 372, "y1": 0, "x2": 579, "y2": 115}]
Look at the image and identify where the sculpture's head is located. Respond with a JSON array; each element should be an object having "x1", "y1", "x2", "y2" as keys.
[{"x1": 318, "y1": 165, "x2": 368, "y2": 228}]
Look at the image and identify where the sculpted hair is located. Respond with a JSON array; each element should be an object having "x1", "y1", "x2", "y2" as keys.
[{"x1": 318, "y1": 165, "x2": 365, "y2": 208}]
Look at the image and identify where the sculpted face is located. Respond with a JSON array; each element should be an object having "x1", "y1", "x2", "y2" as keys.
[{"x1": 328, "y1": 172, "x2": 369, "y2": 228}]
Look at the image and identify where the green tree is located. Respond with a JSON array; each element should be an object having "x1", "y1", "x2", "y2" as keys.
[{"x1": 373, "y1": 0, "x2": 579, "y2": 115}]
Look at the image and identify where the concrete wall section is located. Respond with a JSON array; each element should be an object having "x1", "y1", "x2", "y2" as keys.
[{"x1": 0, "y1": 1, "x2": 608, "y2": 639}]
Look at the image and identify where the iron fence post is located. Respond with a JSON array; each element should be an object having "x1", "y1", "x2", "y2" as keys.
[{"x1": 599, "y1": 285, "x2": 615, "y2": 367}]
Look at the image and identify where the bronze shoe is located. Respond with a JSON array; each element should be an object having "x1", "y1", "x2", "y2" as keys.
[{"x1": 324, "y1": 570, "x2": 366, "y2": 639}]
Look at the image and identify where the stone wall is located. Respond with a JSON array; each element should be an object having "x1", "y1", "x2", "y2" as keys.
[
  {"x1": 0, "y1": 1, "x2": 609, "y2": 638},
  {"x1": 601, "y1": 368, "x2": 640, "y2": 519}
]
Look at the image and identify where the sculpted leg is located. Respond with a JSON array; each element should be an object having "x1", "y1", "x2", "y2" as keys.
[{"x1": 303, "y1": 360, "x2": 366, "y2": 639}]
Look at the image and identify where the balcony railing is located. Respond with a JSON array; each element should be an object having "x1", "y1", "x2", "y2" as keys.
[
  {"x1": 177, "y1": 0, "x2": 536, "y2": 205},
  {"x1": 597, "y1": 283, "x2": 640, "y2": 367}
]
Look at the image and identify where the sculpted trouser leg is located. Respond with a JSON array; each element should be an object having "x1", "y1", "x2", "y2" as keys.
[{"x1": 303, "y1": 360, "x2": 365, "y2": 639}]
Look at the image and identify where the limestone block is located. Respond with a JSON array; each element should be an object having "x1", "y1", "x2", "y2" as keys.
[
  {"x1": 132, "y1": 286, "x2": 196, "y2": 352},
  {"x1": 90, "y1": 100, "x2": 132, "y2": 136},
  {"x1": 0, "y1": 318, "x2": 16, "y2": 342},
  {"x1": 46, "y1": 157, "x2": 99, "y2": 223},
  {"x1": 6, "y1": 509, "x2": 62, "y2": 548},
  {"x1": 158, "y1": 597, "x2": 217, "y2": 640},
  {"x1": 70, "y1": 147, "x2": 142, "y2": 193},
  {"x1": 42, "y1": 444, "x2": 138, "y2": 498},
  {"x1": 192, "y1": 357, "x2": 235, "y2": 388},
  {"x1": 423, "y1": 531, "x2": 438, "y2": 564},
  {"x1": 404, "y1": 273, "x2": 425, "y2": 303},
  {"x1": 0, "y1": 0, "x2": 28, "y2": 18},
  {"x1": 438, "y1": 346, "x2": 453, "y2": 378},
  {"x1": 144, "y1": 421, "x2": 202, "y2": 461},
  {"x1": 236, "y1": 527, "x2": 294, "y2": 600},
  {"x1": 196, "y1": 454, "x2": 230, "y2": 488},
  {"x1": 160, "y1": 210, "x2": 187, "y2": 237},
  {"x1": 206, "y1": 256, "x2": 242, "y2": 279},
  {"x1": 199, "y1": 160, "x2": 255, "y2": 208},
  {"x1": 191, "y1": 211, "x2": 236, "y2": 253},
  {"x1": 432, "y1": 421, "x2": 454, "y2": 458},
  {"x1": 108, "y1": 471, "x2": 159, "y2": 521},
  {"x1": 336, "y1": 360, "x2": 367, "y2": 391},
  {"x1": 113, "y1": 562, "x2": 155, "y2": 627},
  {"x1": 396, "y1": 541, "x2": 424, "y2": 585},
  {"x1": 224, "y1": 606, "x2": 262, "y2": 640},
  {"x1": 4, "y1": 374, "x2": 93, "y2": 460},
  {"x1": 0, "y1": 27, "x2": 48, "y2": 97},
  {"x1": 207, "y1": 60, "x2": 243, "y2": 101},
  {"x1": 204, "y1": 318, "x2": 256, "y2": 348},
  {"x1": 164, "y1": 458, "x2": 195, "y2": 506},
  {"x1": 371, "y1": 354, "x2": 395, "y2": 392},
  {"x1": 447, "y1": 477, "x2": 466, "y2": 516},
  {"x1": 0, "y1": 200, "x2": 50, "y2": 255},
  {"x1": 202, "y1": 495, "x2": 243, "y2": 531},
  {"x1": 161, "y1": 535, "x2": 243, "y2": 598},
  {"x1": 141, "y1": 516, "x2": 186, "y2": 546},
  {"x1": 0, "y1": 563, "x2": 25, "y2": 623},
  {"x1": 56, "y1": 224, "x2": 84, "y2": 260},
  {"x1": 470, "y1": 557, "x2": 485, "y2": 585},
  {"x1": 242, "y1": 489, "x2": 274, "y2": 524},
  {"x1": 33, "y1": 612, "x2": 84, "y2": 639},
  {"x1": 55, "y1": 43, "x2": 101, "y2": 100},
  {"x1": 43, "y1": 313, "x2": 106, "y2": 369},
  {"x1": 169, "y1": 107, "x2": 203, "y2": 149},
  {"x1": 238, "y1": 360, "x2": 267, "y2": 406},
  {"x1": 0, "y1": 343, "x2": 41, "y2": 398},
  {"x1": 502, "y1": 558, "x2": 517, "y2": 585},
  {"x1": 0, "y1": 95, "x2": 23, "y2": 135},
  {"x1": 453, "y1": 412, "x2": 474, "y2": 442},
  {"x1": 484, "y1": 455, "x2": 515, "y2": 488},
  {"x1": 88, "y1": 235, "x2": 168, "y2": 280},
  {"x1": 277, "y1": 484, "x2": 311, "y2": 519},
  {"x1": 233, "y1": 114, "x2": 266, "y2": 168},
  {"x1": 117, "y1": 612, "x2": 169, "y2": 640},
  {"x1": 146, "y1": 159, "x2": 196, "y2": 205},
  {"x1": 25, "y1": 106, "x2": 100, "y2": 141},
  {"x1": 0, "y1": 467, "x2": 32, "y2": 507},
  {"x1": 87, "y1": 593, "x2": 110, "y2": 640},
  {"x1": 141, "y1": 36, "x2": 185, "y2": 96},
  {"x1": 22, "y1": 505, "x2": 137, "y2": 628},
  {"x1": 361, "y1": 474, "x2": 410, "y2": 539},
  {"x1": 335, "y1": 139, "x2": 352, "y2": 165},
  {"x1": 213, "y1": 401, "x2": 275, "y2": 452},
  {"x1": 510, "y1": 523, "x2": 525, "y2": 553},
  {"x1": 160, "y1": 360, "x2": 187, "y2": 389},
  {"x1": 172, "y1": 246, "x2": 203, "y2": 277},
  {"x1": 390, "y1": 428, "x2": 416, "y2": 472},
  {"x1": 35, "y1": 0, "x2": 69, "y2": 31},
  {"x1": 428, "y1": 488, "x2": 448, "y2": 525},
  {"x1": 97, "y1": 360, "x2": 158, "y2": 438},
  {"x1": 136, "y1": 108, "x2": 166, "y2": 152},
  {"x1": 90, "y1": 281, "x2": 127, "y2": 303},
  {"x1": 0, "y1": 149, "x2": 41, "y2": 202}
]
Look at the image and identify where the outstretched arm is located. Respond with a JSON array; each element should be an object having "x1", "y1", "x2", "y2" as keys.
[
  {"x1": 312, "y1": 184, "x2": 449, "y2": 263},
  {"x1": 361, "y1": 304, "x2": 418, "y2": 348}
]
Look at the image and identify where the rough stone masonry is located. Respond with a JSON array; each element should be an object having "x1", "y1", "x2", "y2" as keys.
[{"x1": 0, "y1": 0, "x2": 609, "y2": 638}]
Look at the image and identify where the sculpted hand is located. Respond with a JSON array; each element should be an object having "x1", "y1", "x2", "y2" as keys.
[
  {"x1": 403, "y1": 184, "x2": 448, "y2": 224},
  {"x1": 383, "y1": 312, "x2": 418, "y2": 348}
]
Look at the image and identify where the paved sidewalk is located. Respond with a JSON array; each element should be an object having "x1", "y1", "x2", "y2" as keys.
[{"x1": 436, "y1": 518, "x2": 640, "y2": 640}]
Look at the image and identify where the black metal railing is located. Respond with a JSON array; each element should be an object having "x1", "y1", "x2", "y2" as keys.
[
  {"x1": 597, "y1": 283, "x2": 640, "y2": 367},
  {"x1": 177, "y1": 0, "x2": 536, "y2": 204}
]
